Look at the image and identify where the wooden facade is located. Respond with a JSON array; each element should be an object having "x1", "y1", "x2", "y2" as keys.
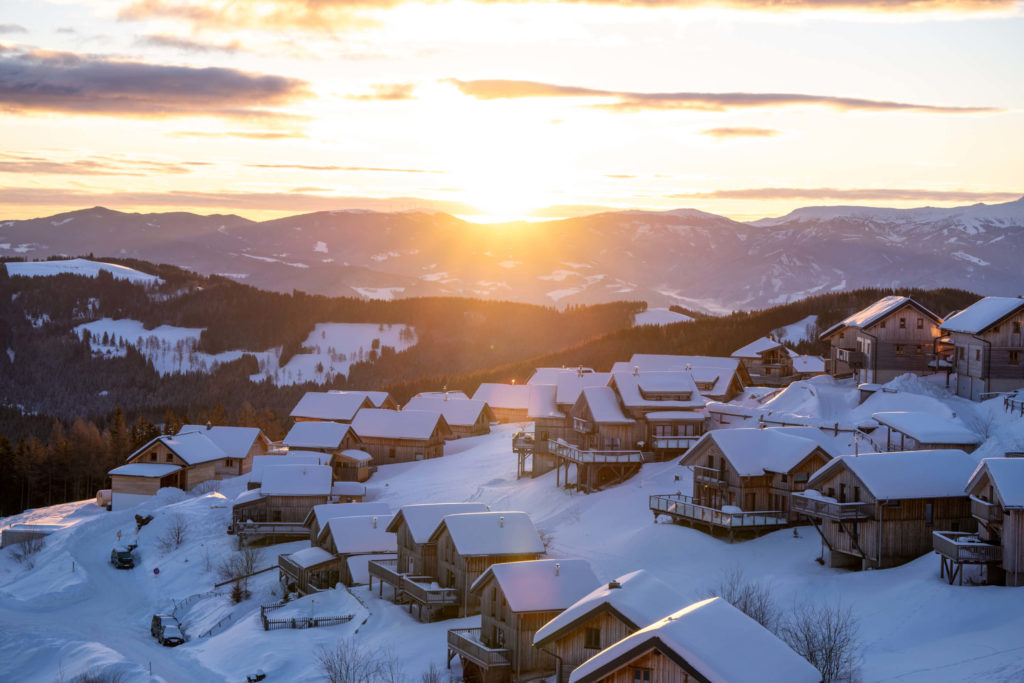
[
  {"x1": 232, "y1": 492, "x2": 332, "y2": 527},
  {"x1": 355, "y1": 429, "x2": 448, "y2": 466},
  {"x1": 434, "y1": 540, "x2": 540, "y2": 616},
  {"x1": 475, "y1": 580, "x2": 560, "y2": 681},
  {"x1": 581, "y1": 645, "x2": 699, "y2": 683},
  {"x1": 942, "y1": 299, "x2": 1024, "y2": 400},
  {"x1": 568, "y1": 391, "x2": 636, "y2": 452},
  {"x1": 542, "y1": 608, "x2": 636, "y2": 683},
  {"x1": 109, "y1": 469, "x2": 189, "y2": 496},
  {"x1": 965, "y1": 460, "x2": 1024, "y2": 586},
  {"x1": 123, "y1": 440, "x2": 218, "y2": 490}
]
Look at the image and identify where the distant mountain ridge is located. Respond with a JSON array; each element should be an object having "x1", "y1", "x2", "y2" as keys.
[{"x1": 2, "y1": 197, "x2": 1023, "y2": 311}]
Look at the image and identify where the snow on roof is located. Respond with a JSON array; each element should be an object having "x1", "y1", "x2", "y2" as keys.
[
  {"x1": 250, "y1": 454, "x2": 329, "y2": 481},
  {"x1": 967, "y1": 458, "x2": 1024, "y2": 509},
  {"x1": 612, "y1": 356, "x2": 742, "y2": 399},
  {"x1": 731, "y1": 336, "x2": 785, "y2": 359},
  {"x1": 309, "y1": 502, "x2": 391, "y2": 530},
  {"x1": 127, "y1": 432, "x2": 227, "y2": 466},
  {"x1": 705, "y1": 402, "x2": 756, "y2": 417},
  {"x1": 233, "y1": 488, "x2": 264, "y2": 506},
  {"x1": 554, "y1": 372, "x2": 612, "y2": 406},
  {"x1": 282, "y1": 421, "x2": 355, "y2": 450},
  {"x1": 288, "y1": 546, "x2": 336, "y2": 569},
  {"x1": 471, "y1": 383, "x2": 532, "y2": 410},
  {"x1": 331, "y1": 482, "x2": 367, "y2": 497},
  {"x1": 338, "y1": 449, "x2": 373, "y2": 463},
  {"x1": 323, "y1": 514, "x2": 396, "y2": 554},
  {"x1": 700, "y1": 429, "x2": 826, "y2": 476},
  {"x1": 413, "y1": 390, "x2": 470, "y2": 400},
  {"x1": 259, "y1": 464, "x2": 332, "y2": 497},
  {"x1": 764, "y1": 426, "x2": 851, "y2": 458},
  {"x1": 351, "y1": 408, "x2": 446, "y2": 440},
  {"x1": 403, "y1": 396, "x2": 490, "y2": 427},
  {"x1": 472, "y1": 559, "x2": 598, "y2": 613},
  {"x1": 872, "y1": 412, "x2": 981, "y2": 445},
  {"x1": 528, "y1": 367, "x2": 596, "y2": 386},
  {"x1": 386, "y1": 502, "x2": 490, "y2": 543},
  {"x1": 329, "y1": 390, "x2": 393, "y2": 408},
  {"x1": 809, "y1": 450, "x2": 976, "y2": 500},
  {"x1": 568, "y1": 597, "x2": 820, "y2": 683},
  {"x1": 580, "y1": 386, "x2": 634, "y2": 424},
  {"x1": 792, "y1": 355, "x2": 826, "y2": 374},
  {"x1": 941, "y1": 297, "x2": 1024, "y2": 334},
  {"x1": 644, "y1": 411, "x2": 706, "y2": 422},
  {"x1": 528, "y1": 384, "x2": 564, "y2": 419},
  {"x1": 822, "y1": 296, "x2": 938, "y2": 338},
  {"x1": 4, "y1": 258, "x2": 162, "y2": 284},
  {"x1": 431, "y1": 511, "x2": 545, "y2": 556},
  {"x1": 108, "y1": 463, "x2": 182, "y2": 477},
  {"x1": 289, "y1": 391, "x2": 369, "y2": 421},
  {"x1": 534, "y1": 569, "x2": 686, "y2": 647},
  {"x1": 612, "y1": 371, "x2": 705, "y2": 410},
  {"x1": 177, "y1": 425, "x2": 265, "y2": 459}
]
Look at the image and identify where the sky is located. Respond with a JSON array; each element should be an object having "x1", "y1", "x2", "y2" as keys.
[{"x1": 0, "y1": 0, "x2": 1022, "y2": 223}]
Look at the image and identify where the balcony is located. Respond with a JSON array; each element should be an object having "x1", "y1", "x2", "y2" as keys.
[
  {"x1": 692, "y1": 465, "x2": 727, "y2": 486},
  {"x1": 548, "y1": 438, "x2": 644, "y2": 465},
  {"x1": 573, "y1": 417, "x2": 595, "y2": 434},
  {"x1": 367, "y1": 557, "x2": 403, "y2": 589},
  {"x1": 401, "y1": 576, "x2": 459, "y2": 607},
  {"x1": 512, "y1": 432, "x2": 535, "y2": 453},
  {"x1": 650, "y1": 494, "x2": 787, "y2": 529},
  {"x1": 971, "y1": 497, "x2": 1002, "y2": 525},
  {"x1": 932, "y1": 531, "x2": 1001, "y2": 564},
  {"x1": 837, "y1": 349, "x2": 866, "y2": 368},
  {"x1": 792, "y1": 493, "x2": 873, "y2": 520},
  {"x1": 653, "y1": 436, "x2": 700, "y2": 452},
  {"x1": 447, "y1": 628, "x2": 510, "y2": 669}
]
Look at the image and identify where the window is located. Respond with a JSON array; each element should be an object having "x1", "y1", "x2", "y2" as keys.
[
  {"x1": 1015, "y1": 321, "x2": 1022, "y2": 334},
  {"x1": 632, "y1": 669, "x2": 652, "y2": 683},
  {"x1": 827, "y1": 487, "x2": 835, "y2": 499},
  {"x1": 915, "y1": 345, "x2": 923, "y2": 355},
  {"x1": 389, "y1": 448, "x2": 396, "y2": 459},
  {"x1": 976, "y1": 349, "x2": 982, "y2": 362},
  {"x1": 272, "y1": 510, "x2": 281, "y2": 522},
  {"x1": 895, "y1": 344, "x2": 906, "y2": 358},
  {"x1": 490, "y1": 588, "x2": 498, "y2": 617},
  {"x1": 917, "y1": 319, "x2": 924, "y2": 329},
  {"x1": 899, "y1": 318, "x2": 906, "y2": 329},
  {"x1": 584, "y1": 627, "x2": 601, "y2": 649},
  {"x1": 166, "y1": 453, "x2": 173, "y2": 462},
  {"x1": 781, "y1": 473, "x2": 788, "y2": 484},
  {"x1": 887, "y1": 499, "x2": 901, "y2": 508},
  {"x1": 839, "y1": 332, "x2": 845, "y2": 340},
  {"x1": 225, "y1": 459, "x2": 233, "y2": 467},
  {"x1": 150, "y1": 453, "x2": 157, "y2": 461},
  {"x1": 1011, "y1": 351, "x2": 1020, "y2": 366},
  {"x1": 993, "y1": 325, "x2": 1001, "y2": 334},
  {"x1": 854, "y1": 486, "x2": 861, "y2": 502},
  {"x1": 794, "y1": 472, "x2": 809, "y2": 484},
  {"x1": 880, "y1": 320, "x2": 886, "y2": 329},
  {"x1": 958, "y1": 347, "x2": 965, "y2": 360},
  {"x1": 925, "y1": 502, "x2": 934, "y2": 526}
]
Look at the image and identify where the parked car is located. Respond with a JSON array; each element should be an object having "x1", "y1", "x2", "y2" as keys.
[
  {"x1": 151, "y1": 614, "x2": 175, "y2": 639},
  {"x1": 110, "y1": 545, "x2": 136, "y2": 569},
  {"x1": 159, "y1": 622, "x2": 185, "y2": 647},
  {"x1": 246, "y1": 671, "x2": 267, "y2": 682}
]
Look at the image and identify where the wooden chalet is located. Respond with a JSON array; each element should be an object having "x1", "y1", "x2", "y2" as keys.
[
  {"x1": 403, "y1": 396, "x2": 495, "y2": 439},
  {"x1": 472, "y1": 384, "x2": 532, "y2": 423},
  {"x1": 109, "y1": 431, "x2": 231, "y2": 509},
  {"x1": 793, "y1": 450, "x2": 978, "y2": 570},
  {"x1": 566, "y1": 597, "x2": 821, "y2": 683},
  {"x1": 533, "y1": 570, "x2": 686, "y2": 683},
  {"x1": 612, "y1": 354, "x2": 750, "y2": 402},
  {"x1": 289, "y1": 391, "x2": 374, "y2": 423},
  {"x1": 429, "y1": 511, "x2": 546, "y2": 616},
  {"x1": 447, "y1": 559, "x2": 598, "y2": 683},
  {"x1": 248, "y1": 453, "x2": 329, "y2": 490},
  {"x1": 731, "y1": 336, "x2": 796, "y2": 385},
  {"x1": 608, "y1": 370, "x2": 707, "y2": 458},
  {"x1": 315, "y1": 514, "x2": 396, "y2": 586},
  {"x1": 303, "y1": 501, "x2": 391, "y2": 544},
  {"x1": 282, "y1": 421, "x2": 373, "y2": 481},
  {"x1": 818, "y1": 295, "x2": 942, "y2": 384},
  {"x1": 872, "y1": 411, "x2": 982, "y2": 453},
  {"x1": 940, "y1": 296, "x2": 1024, "y2": 400},
  {"x1": 933, "y1": 457, "x2": 1024, "y2": 586},
  {"x1": 176, "y1": 424, "x2": 271, "y2": 478},
  {"x1": 350, "y1": 408, "x2": 452, "y2": 465}
]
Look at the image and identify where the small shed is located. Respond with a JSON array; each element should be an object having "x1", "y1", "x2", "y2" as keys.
[{"x1": 872, "y1": 411, "x2": 982, "y2": 453}]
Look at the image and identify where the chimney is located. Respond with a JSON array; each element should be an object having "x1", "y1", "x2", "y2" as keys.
[
  {"x1": 555, "y1": 562, "x2": 560, "y2": 576},
  {"x1": 577, "y1": 365, "x2": 583, "y2": 378},
  {"x1": 373, "y1": 516, "x2": 377, "y2": 528},
  {"x1": 499, "y1": 515, "x2": 504, "y2": 528},
  {"x1": 206, "y1": 421, "x2": 212, "y2": 430},
  {"x1": 633, "y1": 365, "x2": 639, "y2": 377},
  {"x1": 607, "y1": 580, "x2": 621, "y2": 589},
  {"x1": 685, "y1": 363, "x2": 691, "y2": 370}
]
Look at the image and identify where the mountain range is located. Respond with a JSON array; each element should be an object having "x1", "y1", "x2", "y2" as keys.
[{"x1": 2, "y1": 197, "x2": 1023, "y2": 312}]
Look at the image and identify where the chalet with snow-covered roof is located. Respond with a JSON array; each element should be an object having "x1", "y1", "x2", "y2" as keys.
[
  {"x1": 609, "y1": 370, "x2": 707, "y2": 457},
  {"x1": 872, "y1": 411, "x2": 982, "y2": 453},
  {"x1": 533, "y1": 570, "x2": 687, "y2": 683},
  {"x1": 349, "y1": 408, "x2": 451, "y2": 465},
  {"x1": 109, "y1": 431, "x2": 232, "y2": 509},
  {"x1": 281, "y1": 421, "x2": 371, "y2": 481},
  {"x1": 414, "y1": 390, "x2": 471, "y2": 401},
  {"x1": 289, "y1": 391, "x2": 374, "y2": 423},
  {"x1": 247, "y1": 453, "x2": 329, "y2": 490},
  {"x1": 933, "y1": 457, "x2": 1024, "y2": 586},
  {"x1": 569, "y1": 386, "x2": 636, "y2": 452},
  {"x1": 447, "y1": 559, "x2": 598, "y2": 683},
  {"x1": 302, "y1": 501, "x2": 391, "y2": 545},
  {"x1": 677, "y1": 428, "x2": 834, "y2": 524},
  {"x1": 403, "y1": 396, "x2": 494, "y2": 439},
  {"x1": 334, "y1": 389, "x2": 398, "y2": 410},
  {"x1": 940, "y1": 296, "x2": 1024, "y2": 400},
  {"x1": 472, "y1": 383, "x2": 533, "y2": 423},
  {"x1": 790, "y1": 350, "x2": 827, "y2": 379},
  {"x1": 176, "y1": 424, "x2": 271, "y2": 478},
  {"x1": 529, "y1": 370, "x2": 614, "y2": 445},
  {"x1": 429, "y1": 511, "x2": 546, "y2": 616},
  {"x1": 312, "y1": 514, "x2": 397, "y2": 586},
  {"x1": 819, "y1": 295, "x2": 942, "y2": 384},
  {"x1": 567, "y1": 597, "x2": 820, "y2": 683},
  {"x1": 613, "y1": 354, "x2": 749, "y2": 402},
  {"x1": 793, "y1": 450, "x2": 977, "y2": 570},
  {"x1": 528, "y1": 367, "x2": 597, "y2": 386},
  {"x1": 732, "y1": 336, "x2": 796, "y2": 384}
]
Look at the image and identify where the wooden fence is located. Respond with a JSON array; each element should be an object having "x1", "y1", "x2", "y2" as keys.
[{"x1": 259, "y1": 600, "x2": 354, "y2": 631}]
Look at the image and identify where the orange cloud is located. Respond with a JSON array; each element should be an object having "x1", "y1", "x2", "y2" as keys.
[
  {"x1": 670, "y1": 188, "x2": 1023, "y2": 201},
  {"x1": 701, "y1": 127, "x2": 780, "y2": 138}
]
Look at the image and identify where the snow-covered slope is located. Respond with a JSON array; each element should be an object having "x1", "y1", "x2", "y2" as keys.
[{"x1": 5, "y1": 258, "x2": 161, "y2": 284}]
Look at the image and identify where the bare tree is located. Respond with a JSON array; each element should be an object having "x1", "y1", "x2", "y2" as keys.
[
  {"x1": 779, "y1": 601, "x2": 861, "y2": 683},
  {"x1": 420, "y1": 663, "x2": 445, "y2": 683},
  {"x1": 10, "y1": 536, "x2": 44, "y2": 568},
  {"x1": 317, "y1": 639, "x2": 405, "y2": 683},
  {"x1": 705, "y1": 567, "x2": 779, "y2": 631},
  {"x1": 157, "y1": 514, "x2": 188, "y2": 553},
  {"x1": 217, "y1": 545, "x2": 261, "y2": 584}
]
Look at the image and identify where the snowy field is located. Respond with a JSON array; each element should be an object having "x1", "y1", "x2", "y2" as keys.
[
  {"x1": 3, "y1": 378, "x2": 1024, "y2": 681},
  {"x1": 72, "y1": 319, "x2": 416, "y2": 385},
  {"x1": 5, "y1": 258, "x2": 161, "y2": 285},
  {"x1": 633, "y1": 307, "x2": 694, "y2": 327},
  {"x1": 774, "y1": 314, "x2": 819, "y2": 343}
]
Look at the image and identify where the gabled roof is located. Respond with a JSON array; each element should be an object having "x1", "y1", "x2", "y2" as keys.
[
  {"x1": 320, "y1": 514, "x2": 396, "y2": 554},
  {"x1": 791, "y1": 354, "x2": 826, "y2": 374},
  {"x1": 337, "y1": 449, "x2": 373, "y2": 463},
  {"x1": 250, "y1": 453, "x2": 330, "y2": 482},
  {"x1": 612, "y1": 356, "x2": 746, "y2": 399},
  {"x1": 428, "y1": 511, "x2": 545, "y2": 557},
  {"x1": 819, "y1": 295, "x2": 939, "y2": 339},
  {"x1": 305, "y1": 501, "x2": 392, "y2": 531},
  {"x1": 329, "y1": 390, "x2": 394, "y2": 408},
  {"x1": 471, "y1": 559, "x2": 598, "y2": 613},
  {"x1": 966, "y1": 458, "x2": 1024, "y2": 509},
  {"x1": 108, "y1": 463, "x2": 182, "y2": 478},
  {"x1": 528, "y1": 384, "x2": 563, "y2": 420},
  {"x1": 611, "y1": 371, "x2": 705, "y2": 410},
  {"x1": 732, "y1": 336, "x2": 785, "y2": 359},
  {"x1": 872, "y1": 411, "x2": 981, "y2": 446},
  {"x1": 403, "y1": 396, "x2": 494, "y2": 427},
  {"x1": 126, "y1": 432, "x2": 227, "y2": 466},
  {"x1": 808, "y1": 450, "x2": 976, "y2": 500},
  {"x1": 940, "y1": 296, "x2": 1024, "y2": 334},
  {"x1": 290, "y1": 391, "x2": 371, "y2": 421},
  {"x1": 351, "y1": 408, "x2": 450, "y2": 440},
  {"x1": 554, "y1": 372, "x2": 613, "y2": 406},
  {"x1": 413, "y1": 390, "x2": 470, "y2": 401},
  {"x1": 288, "y1": 546, "x2": 337, "y2": 569},
  {"x1": 385, "y1": 502, "x2": 490, "y2": 543},
  {"x1": 687, "y1": 429, "x2": 828, "y2": 477},
  {"x1": 177, "y1": 425, "x2": 269, "y2": 458},
  {"x1": 282, "y1": 421, "x2": 357, "y2": 450},
  {"x1": 578, "y1": 386, "x2": 634, "y2": 424},
  {"x1": 528, "y1": 367, "x2": 596, "y2": 386},
  {"x1": 259, "y1": 464, "x2": 332, "y2": 497},
  {"x1": 534, "y1": 569, "x2": 686, "y2": 648},
  {"x1": 471, "y1": 383, "x2": 532, "y2": 410},
  {"x1": 569, "y1": 597, "x2": 819, "y2": 683}
]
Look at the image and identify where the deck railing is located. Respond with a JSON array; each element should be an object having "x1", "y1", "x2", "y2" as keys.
[
  {"x1": 971, "y1": 497, "x2": 1002, "y2": 525},
  {"x1": 234, "y1": 522, "x2": 308, "y2": 538},
  {"x1": 932, "y1": 531, "x2": 1001, "y2": 564},
  {"x1": 367, "y1": 558, "x2": 403, "y2": 587},
  {"x1": 548, "y1": 438, "x2": 644, "y2": 464},
  {"x1": 402, "y1": 576, "x2": 459, "y2": 606},
  {"x1": 512, "y1": 432, "x2": 535, "y2": 452},
  {"x1": 653, "y1": 436, "x2": 701, "y2": 451},
  {"x1": 791, "y1": 493, "x2": 873, "y2": 520},
  {"x1": 649, "y1": 494, "x2": 786, "y2": 528},
  {"x1": 278, "y1": 554, "x2": 303, "y2": 581},
  {"x1": 691, "y1": 465, "x2": 727, "y2": 485},
  {"x1": 447, "y1": 628, "x2": 510, "y2": 668}
]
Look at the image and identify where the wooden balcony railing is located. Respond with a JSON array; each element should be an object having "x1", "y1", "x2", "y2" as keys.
[
  {"x1": 512, "y1": 432, "x2": 535, "y2": 452},
  {"x1": 447, "y1": 628, "x2": 510, "y2": 668},
  {"x1": 791, "y1": 493, "x2": 873, "y2": 520},
  {"x1": 367, "y1": 558, "x2": 403, "y2": 587},
  {"x1": 971, "y1": 497, "x2": 1002, "y2": 525},
  {"x1": 650, "y1": 494, "x2": 787, "y2": 529},
  {"x1": 402, "y1": 576, "x2": 459, "y2": 606},
  {"x1": 548, "y1": 439, "x2": 644, "y2": 465},
  {"x1": 573, "y1": 417, "x2": 595, "y2": 434},
  {"x1": 653, "y1": 436, "x2": 700, "y2": 451},
  {"x1": 691, "y1": 465, "x2": 727, "y2": 486},
  {"x1": 932, "y1": 531, "x2": 1001, "y2": 564}
]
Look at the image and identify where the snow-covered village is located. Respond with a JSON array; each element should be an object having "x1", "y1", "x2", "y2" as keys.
[{"x1": 4, "y1": 281, "x2": 1024, "y2": 683}]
